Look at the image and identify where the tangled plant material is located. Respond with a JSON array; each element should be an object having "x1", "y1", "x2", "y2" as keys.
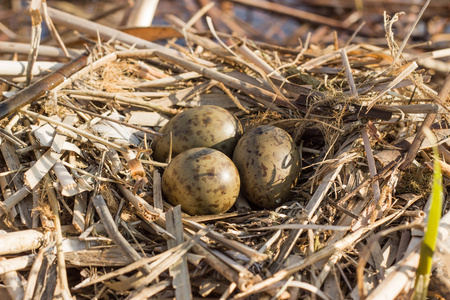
[{"x1": 0, "y1": 1, "x2": 449, "y2": 300}]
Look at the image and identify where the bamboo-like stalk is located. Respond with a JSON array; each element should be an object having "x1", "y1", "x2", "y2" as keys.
[
  {"x1": 0, "y1": 229, "x2": 44, "y2": 255},
  {"x1": 0, "y1": 42, "x2": 81, "y2": 57},
  {"x1": 0, "y1": 254, "x2": 36, "y2": 275},
  {"x1": 23, "y1": 245, "x2": 47, "y2": 300},
  {"x1": 0, "y1": 53, "x2": 88, "y2": 121}
]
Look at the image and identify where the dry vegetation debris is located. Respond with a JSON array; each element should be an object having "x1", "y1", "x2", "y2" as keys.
[{"x1": 0, "y1": 0, "x2": 449, "y2": 299}]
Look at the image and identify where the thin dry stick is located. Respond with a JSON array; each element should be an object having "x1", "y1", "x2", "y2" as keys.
[
  {"x1": 73, "y1": 229, "x2": 207, "y2": 289},
  {"x1": 45, "y1": 177, "x2": 72, "y2": 300},
  {"x1": 191, "y1": 241, "x2": 254, "y2": 292},
  {"x1": 46, "y1": 7, "x2": 214, "y2": 66},
  {"x1": 206, "y1": 16, "x2": 291, "y2": 103},
  {"x1": 166, "y1": 206, "x2": 192, "y2": 300},
  {"x1": 298, "y1": 45, "x2": 360, "y2": 71},
  {"x1": 92, "y1": 194, "x2": 152, "y2": 275},
  {"x1": 216, "y1": 81, "x2": 250, "y2": 113},
  {"x1": 41, "y1": 1, "x2": 70, "y2": 58},
  {"x1": 123, "y1": 229, "x2": 210, "y2": 292},
  {"x1": 340, "y1": 48, "x2": 358, "y2": 97},
  {"x1": 23, "y1": 244, "x2": 48, "y2": 300},
  {"x1": 182, "y1": 1, "x2": 214, "y2": 54},
  {"x1": 344, "y1": 21, "x2": 366, "y2": 47},
  {"x1": 237, "y1": 44, "x2": 284, "y2": 80},
  {"x1": 153, "y1": 50, "x2": 290, "y2": 112},
  {"x1": 0, "y1": 53, "x2": 88, "y2": 120},
  {"x1": 367, "y1": 62, "x2": 418, "y2": 110},
  {"x1": 183, "y1": 219, "x2": 268, "y2": 262},
  {"x1": 400, "y1": 73, "x2": 450, "y2": 170},
  {"x1": 26, "y1": 0, "x2": 42, "y2": 86},
  {"x1": 0, "y1": 41, "x2": 81, "y2": 57},
  {"x1": 361, "y1": 128, "x2": 381, "y2": 205},
  {"x1": 65, "y1": 90, "x2": 178, "y2": 116},
  {"x1": 285, "y1": 281, "x2": 331, "y2": 300},
  {"x1": 233, "y1": 213, "x2": 401, "y2": 300}
]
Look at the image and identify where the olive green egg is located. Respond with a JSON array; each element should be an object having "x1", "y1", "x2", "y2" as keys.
[
  {"x1": 162, "y1": 147, "x2": 240, "y2": 216},
  {"x1": 152, "y1": 105, "x2": 243, "y2": 162},
  {"x1": 232, "y1": 125, "x2": 301, "y2": 209}
]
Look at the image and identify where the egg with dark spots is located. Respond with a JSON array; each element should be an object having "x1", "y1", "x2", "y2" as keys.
[
  {"x1": 162, "y1": 147, "x2": 240, "y2": 215},
  {"x1": 152, "y1": 106, "x2": 243, "y2": 162},
  {"x1": 232, "y1": 125, "x2": 301, "y2": 209}
]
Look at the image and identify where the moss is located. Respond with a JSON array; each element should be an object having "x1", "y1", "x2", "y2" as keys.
[{"x1": 397, "y1": 164, "x2": 433, "y2": 196}]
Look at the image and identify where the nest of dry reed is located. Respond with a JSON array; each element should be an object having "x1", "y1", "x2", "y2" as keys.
[{"x1": 0, "y1": 1, "x2": 449, "y2": 299}]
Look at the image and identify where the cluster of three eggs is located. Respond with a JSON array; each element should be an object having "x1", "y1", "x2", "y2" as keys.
[{"x1": 152, "y1": 106, "x2": 301, "y2": 215}]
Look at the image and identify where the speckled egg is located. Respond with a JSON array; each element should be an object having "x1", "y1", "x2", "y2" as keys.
[
  {"x1": 152, "y1": 106, "x2": 243, "y2": 162},
  {"x1": 232, "y1": 125, "x2": 301, "y2": 209},
  {"x1": 162, "y1": 147, "x2": 240, "y2": 215}
]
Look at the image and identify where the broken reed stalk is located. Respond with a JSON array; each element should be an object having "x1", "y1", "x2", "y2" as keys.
[
  {"x1": 361, "y1": 128, "x2": 381, "y2": 205},
  {"x1": 65, "y1": 90, "x2": 178, "y2": 116},
  {"x1": 400, "y1": 73, "x2": 450, "y2": 170},
  {"x1": 234, "y1": 213, "x2": 401, "y2": 299},
  {"x1": 21, "y1": 110, "x2": 128, "y2": 153},
  {"x1": 23, "y1": 245, "x2": 49, "y2": 300},
  {"x1": 0, "y1": 53, "x2": 88, "y2": 121},
  {"x1": 57, "y1": 102, "x2": 163, "y2": 136},
  {"x1": 0, "y1": 41, "x2": 82, "y2": 57},
  {"x1": 73, "y1": 229, "x2": 207, "y2": 290},
  {"x1": 92, "y1": 194, "x2": 152, "y2": 275},
  {"x1": 166, "y1": 206, "x2": 192, "y2": 300}
]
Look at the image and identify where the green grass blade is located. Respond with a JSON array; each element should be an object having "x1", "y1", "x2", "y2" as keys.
[{"x1": 414, "y1": 147, "x2": 443, "y2": 300}]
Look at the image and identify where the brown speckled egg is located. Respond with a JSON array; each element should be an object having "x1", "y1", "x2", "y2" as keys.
[
  {"x1": 232, "y1": 125, "x2": 301, "y2": 209},
  {"x1": 152, "y1": 106, "x2": 243, "y2": 162},
  {"x1": 162, "y1": 147, "x2": 240, "y2": 215}
]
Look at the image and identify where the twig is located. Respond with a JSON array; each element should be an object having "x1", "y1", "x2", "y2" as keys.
[
  {"x1": 0, "y1": 53, "x2": 88, "y2": 120},
  {"x1": 26, "y1": 0, "x2": 42, "y2": 86},
  {"x1": 400, "y1": 73, "x2": 450, "y2": 170},
  {"x1": 340, "y1": 48, "x2": 358, "y2": 97},
  {"x1": 65, "y1": 89, "x2": 178, "y2": 116},
  {"x1": 361, "y1": 128, "x2": 381, "y2": 205},
  {"x1": 92, "y1": 194, "x2": 152, "y2": 275}
]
